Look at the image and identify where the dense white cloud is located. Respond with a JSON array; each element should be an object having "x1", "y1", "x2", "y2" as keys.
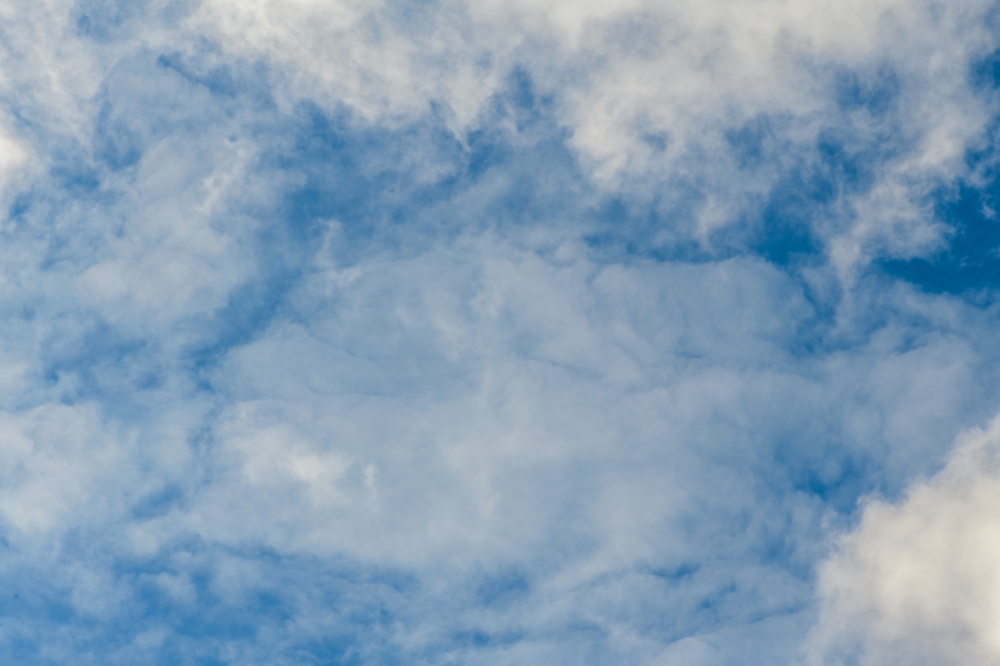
[{"x1": 808, "y1": 416, "x2": 1000, "y2": 665}]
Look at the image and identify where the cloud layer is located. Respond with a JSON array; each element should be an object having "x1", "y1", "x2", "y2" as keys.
[{"x1": 0, "y1": 0, "x2": 999, "y2": 664}]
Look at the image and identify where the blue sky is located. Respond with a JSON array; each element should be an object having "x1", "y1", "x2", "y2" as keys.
[{"x1": 3, "y1": 1, "x2": 1000, "y2": 664}]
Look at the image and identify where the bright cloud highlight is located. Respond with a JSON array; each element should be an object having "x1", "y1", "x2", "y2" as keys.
[{"x1": 810, "y1": 417, "x2": 1000, "y2": 665}]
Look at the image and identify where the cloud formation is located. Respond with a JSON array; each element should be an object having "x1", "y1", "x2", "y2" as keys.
[
  {"x1": 809, "y1": 417, "x2": 1000, "y2": 665},
  {"x1": 192, "y1": 0, "x2": 1000, "y2": 267},
  {"x1": 0, "y1": 0, "x2": 999, "y2": 663}
]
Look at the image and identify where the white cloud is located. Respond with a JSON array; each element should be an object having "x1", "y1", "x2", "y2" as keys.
[
  {"x1": 0, "y1": 404, "x2": 137, "y2": 534},
  {"x1": 807, "y1": 416, "x2": 1000, "y2": 665}
]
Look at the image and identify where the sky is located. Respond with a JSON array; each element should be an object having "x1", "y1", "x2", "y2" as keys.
[{"x1": 2, "y1": 0, "x2": 1000, "y2": 664}]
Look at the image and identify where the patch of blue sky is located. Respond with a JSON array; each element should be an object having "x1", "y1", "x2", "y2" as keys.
[
  {"x1": 874, "y1": 48, "x2": 1000, "y2": 297},
  {"x1": 878, "y1": 110, "x2": 1000, "y2": 296},
  {"x1": 265, "y1": 75, "x2": 582, "y2": 258},
  {"x1": 880, "y1": 182, "x2": 1000, "y2": 296}
]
